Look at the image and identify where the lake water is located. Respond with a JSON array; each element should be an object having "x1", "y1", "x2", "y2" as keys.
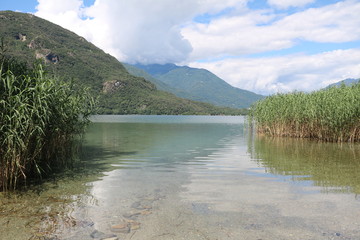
[{"x1": 1, "y1": 115, "x2": 360, "y2": 240}]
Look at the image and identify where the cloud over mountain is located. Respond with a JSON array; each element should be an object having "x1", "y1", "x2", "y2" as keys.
[
  {"x1": 36, "y1": 0, "x2": 246, "y2": 64},
  {"x1": 34, "y1": 0, "x2": 360, "y2": 94}
]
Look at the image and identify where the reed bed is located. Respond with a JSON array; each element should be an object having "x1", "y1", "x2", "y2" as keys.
[
  {"x1": 250, "y1": 83, "x2": 360, "y2": 142},
  {"x1": 0, "y1": 58, "x2": 95, "y2": 191}
]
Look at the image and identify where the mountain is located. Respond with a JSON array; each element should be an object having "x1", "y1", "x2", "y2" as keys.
[
  {"x1": 123, "y1": 63, "x2": 197, "y2": 100},
  {"x1": 0, "y1": 11, "x2": 246, "y2": 115},
  {"x1": 131, "y1": 63, "x2": 263, "y2": 109},
  {"x1": 327, "y1": 78, "x2": 360, "y2": 88}
]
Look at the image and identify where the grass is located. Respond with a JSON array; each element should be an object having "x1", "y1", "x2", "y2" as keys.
[
  {"x1": 0, "y1": 54, "x2": 95, "y2": 191},
  {"x1": 249, "y1": 83, "x2": 360, "y2": 142}
]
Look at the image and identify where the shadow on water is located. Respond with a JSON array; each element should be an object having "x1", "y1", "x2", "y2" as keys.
[
  {"x1": 0, "y1": 141, "x2": 138, "y2": 240},
  {"x1": 23, "y1": 143, "x2": 138, "y2": 194},
  {"x1": 248, "y1": 135, "x2": 360, "y2": 194}
]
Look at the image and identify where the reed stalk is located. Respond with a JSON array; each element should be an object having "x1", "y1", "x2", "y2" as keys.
[{"x1": 0, "y1": 56, "x2": 95, "y2": 191}]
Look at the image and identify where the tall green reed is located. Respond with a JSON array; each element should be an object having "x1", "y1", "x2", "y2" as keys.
[
  {"x1": 250, "y1": 83, "x2": 360, "y2": 142},
  {"x1": 0, "y1": 57, "x2": 95, "y2": 191}
]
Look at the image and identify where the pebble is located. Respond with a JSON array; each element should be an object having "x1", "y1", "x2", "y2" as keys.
[
  {"x1": 140, "y1": 210, "x2": 152, "y2": 215},
  {"x1": 90, "y1": 230, "x2": 117, "y2": 239},
  {"x1": 123, "y1": 211, "x2": 141, "y2": 219},
  {"x1": 78, "y1": 220, "x2": 95, "y2": 228},
  {"x1": 130, "y1": 222, "x2": 141, "y2": 231},
  {"x1": 131, "y1": 202, "x2": 141, "y2": 209},
  {"x1": 111, "y1": 223, "x2": 130, "y2": 233},
  {"x1": 141, "y1": 205, "x2": 152, "y2": 210}
]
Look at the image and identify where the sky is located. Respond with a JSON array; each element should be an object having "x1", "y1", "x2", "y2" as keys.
[{"x1": 1, "y1": 0, "x2": 360, "y2": 95}]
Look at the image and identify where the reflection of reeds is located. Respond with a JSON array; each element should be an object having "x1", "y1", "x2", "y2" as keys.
[
  {"x1": 250, "y1": 84, "x2": 360, "y2": 142},
  {"x1": 250, "y1": 136, "x2": 360, "y2": 194},
  {"x1": 0, "y1": 59, "x2": 95, "y2": 191}
]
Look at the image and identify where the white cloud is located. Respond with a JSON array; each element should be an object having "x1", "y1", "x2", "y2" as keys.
[
  {"x1": 189, "y1": 49, "x2": 360, "y2": 95},
  {"x1": 35, "y1": 0, "x2": 249, "y2": 64},
  {"x1": 34, "y1": 0, "x2": 360, "y2": 95},
  {"x1": 267, "y1": 0, "x2": 315, "y2": 9},
  {"x1": 36, "y1": 0, "x2": 83, "y2": 14},
  {"x1": 182, "y1": 0, "x2": 360, "y2": 61}
]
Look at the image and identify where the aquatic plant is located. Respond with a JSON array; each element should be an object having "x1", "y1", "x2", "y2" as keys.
[
  {"x1": 250, "y1": 84, "x2": 360, "y2": 142},
  {"x1": 0, "y1": 56, "x2": 95, "y2": 191}
]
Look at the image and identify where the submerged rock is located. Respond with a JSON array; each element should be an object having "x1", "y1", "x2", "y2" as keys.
[
  {"x1": 110, "y1": 222, "x2": 130, "y2": 233},
  {"x1": 130, "y1": 222, "x2": 141, "y2": 231},
  {"x1": 90, "y1": 230, "x2": 117, "y2": 239},
  {"x1": 131, "y1": 202, "x2": 141, "y2": 209}
]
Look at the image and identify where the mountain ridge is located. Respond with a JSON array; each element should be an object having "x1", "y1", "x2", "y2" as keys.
[
  {"x1": 327, "y1": 78, "x2": 360, "y2": 88},
  {"x1": 130, "y1": 63, "x2": 263, "y2": 109}
]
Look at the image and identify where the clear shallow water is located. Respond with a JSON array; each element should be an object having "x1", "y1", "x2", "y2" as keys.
[{"x1": 1, "y1": 115, "x2": 360, "y2": 240}]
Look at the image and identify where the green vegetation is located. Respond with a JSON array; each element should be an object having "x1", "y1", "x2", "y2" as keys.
[
  {"x1": 131, "y1": 63, "x2": 264, "y2": 109},
  {"x1": 250, "y1": 83, "x2": 360, "y2": 142},
  {"x1": 0, "y1": 11, "x2": 245, "y2": 115},
  {"x1": 0, "y1": 53, "x2": 95, "y2": 191}
]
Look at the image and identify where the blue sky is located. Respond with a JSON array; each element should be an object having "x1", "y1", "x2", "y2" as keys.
[
  {"x1": 1, "y1": 0, "x2": 360, "y2": 94},
  {"x1": 1, "y1": 0, "x2": 37, "y2": 13}
]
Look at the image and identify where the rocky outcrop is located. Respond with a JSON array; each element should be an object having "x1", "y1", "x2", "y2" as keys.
[
  {"x1": 102, "y1": 80, "x2": 126, "y2": 93},
  {"x1": 15, "y1": 33, "x2": 27, "y2": 41},
  {"x1": 35, "y1": 49, "x2": 59, "y2": 64},
  {"x1": 46, "y1": 53, "x2": 59, "y2": 63},
  {"x1": 27, "y1": 39, "x2": 38, "y2": 49}
]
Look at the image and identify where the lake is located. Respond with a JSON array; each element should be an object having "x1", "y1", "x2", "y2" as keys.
[{"x1": 1, "y1": 115, "x2": 360, "y2": 240}]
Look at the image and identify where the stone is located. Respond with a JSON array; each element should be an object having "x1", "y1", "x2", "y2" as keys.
[
  {"x1": 141, "y1": 205, "x2": 152, "y2": 210},
  {"x1": 131, "y1": 202, "x2": 141, "y2": 209},
  {"x1": 110, "y1": 223, "x2": 130, "y2": 233},
  {"x1": 123, "y1": 211, "x2": 142, "y2": 219},
  {"x1": 140, "y1": 210, "x2": 152, "y2": 215},
  {"x1": 130, "y1": 222, "x2": 141, "y2": 231},
  {"x1": 127, "y1": 220, "x2": 141, "y2": 231},
  {"x1": 90, "y1": 230, "x2": 104, "y2": 238},
  {"x1": 90, "y1": 230, "x2": 117, "y2": 239},
  {"x1": 78, "y1": 220, "x2": 95, "y2": 228}
]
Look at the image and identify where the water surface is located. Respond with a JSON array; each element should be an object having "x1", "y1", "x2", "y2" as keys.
[{"x1": 1, "y1": 115, "x2": 360, "y2": 240}]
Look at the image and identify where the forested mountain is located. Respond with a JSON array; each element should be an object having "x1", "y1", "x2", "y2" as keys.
[
  {"x1": 327, "y1": 78, "x2": 360, "y2": 88},
  {"x1": 132, "y1": 63, "x2": 263, "y2": 109}
]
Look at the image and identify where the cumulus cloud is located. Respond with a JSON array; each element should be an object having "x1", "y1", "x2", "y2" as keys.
[
  {"x1": 35, "y1": 0, "x2": 248, "y2": 64},
  {"x1": 190, "y1": 49, "x2": 360, "y2": 95},
  {"x1": 182, "y1": 0, "x2": 360, "y2": 61}
]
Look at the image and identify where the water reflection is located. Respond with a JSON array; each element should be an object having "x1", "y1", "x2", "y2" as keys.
[{"x1": 249, "y1": 136, "x2": 360, "y2": 194}]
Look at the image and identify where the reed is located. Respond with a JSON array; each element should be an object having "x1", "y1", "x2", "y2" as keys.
[
  {"x1": 250, "y1": 83, "x2": 360, "y2": 142},
  {"x1": 0, "y1": 57, "x2": 95, "y2": 191}
]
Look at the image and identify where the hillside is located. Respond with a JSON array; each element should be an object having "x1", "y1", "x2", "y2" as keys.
[
  {"x1": 132, "y1": 63, "x2": 264, "y2": 109},
  {"x1": 123, "y1": 63, "x2": 197, "y2": 100},
  {"x1": 0, "y1": 11, "x2": 245, "y2": 115}
]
